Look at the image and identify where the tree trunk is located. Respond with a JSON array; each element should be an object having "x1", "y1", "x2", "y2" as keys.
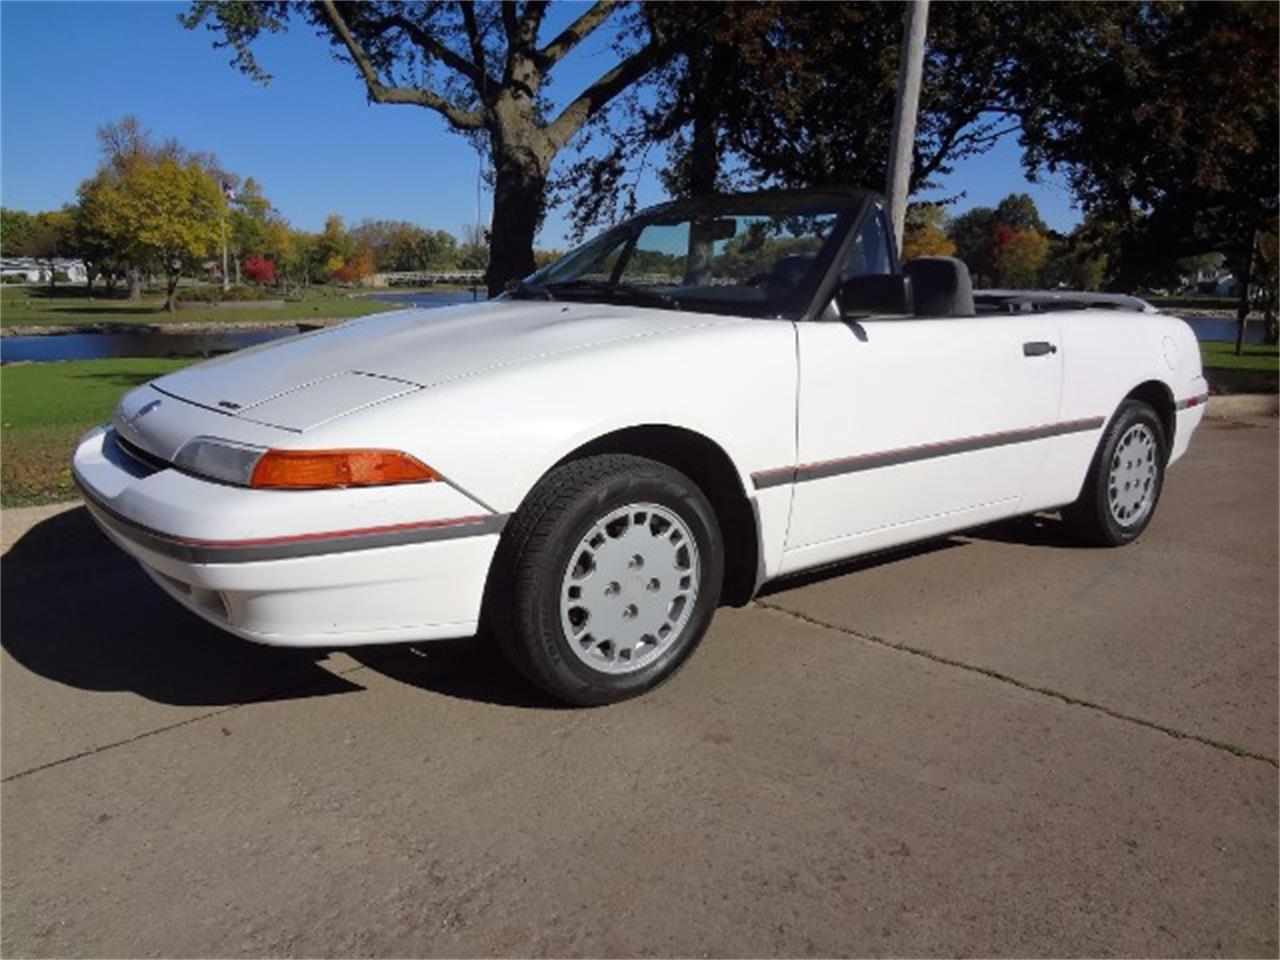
[
  {"x1": 484, "y1": 144, "x2": 548, "y2": 297},
  {"x1": 1233, "y1": 240, "x2": 1255, "y2": 357},
  {"x1": 127, "y1": 268, "x2": 143, "y2": 301},
  {"x1": 233, "y1": 256, "x2": 241, "y2": 287},
  {"x1": 685, "y1": 48, "x2": 722, "y2": 198},
  {"x1": 164, "y1": 272, "x2": 180, "y2": 313}
]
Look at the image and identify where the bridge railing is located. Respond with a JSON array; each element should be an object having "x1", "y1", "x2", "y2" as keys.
[{"x1": 375, "y1": 270, "x2": 486, "y2": 287}]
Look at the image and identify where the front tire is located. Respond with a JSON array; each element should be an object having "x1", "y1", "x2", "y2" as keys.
[
  {"x1": 1063, "y1": 399, "x2": 1168, "y2": 546},
  {"x1": 488, "y1": 454, "x2": 724, "y2": 706}
]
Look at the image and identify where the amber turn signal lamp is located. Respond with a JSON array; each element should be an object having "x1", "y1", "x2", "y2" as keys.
[{"x1": 250, "y1": 449, "x2": 440, "y2": 489}]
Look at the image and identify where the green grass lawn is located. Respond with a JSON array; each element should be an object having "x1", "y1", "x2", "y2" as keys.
[
  {"x1": 1199, "y1": 341, "x2": 1279, "y2": 371},
  {"x1": 1, "y1": 358, "x2": 195, "y2": 506},
  {"x1": 1200, "y1": 342, "x2": 1279, "y2": 394},
  {"x1": 0, "y1": 284, "x2": 397, "y2": 329}
]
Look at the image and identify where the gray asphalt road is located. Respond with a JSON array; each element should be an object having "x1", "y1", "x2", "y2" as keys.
[{"x1": 2, "y1": 416, "x2": 1276, "y2": 958}]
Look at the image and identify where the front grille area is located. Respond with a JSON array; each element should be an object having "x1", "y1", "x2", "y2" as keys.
[{"x1": 106, "y1": 429, "x2": 169, "y2": 477}]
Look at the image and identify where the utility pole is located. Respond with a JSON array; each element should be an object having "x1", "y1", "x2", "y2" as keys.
[
  {"x1": 885, "y1": 0, "x2": 930, "y2": 258},
  {"x1": 221, "y1": 215, "x2": 230, "y2": 292},
  {"x1": 220, "y1": 179, "x2": 236, "y2": 291}
]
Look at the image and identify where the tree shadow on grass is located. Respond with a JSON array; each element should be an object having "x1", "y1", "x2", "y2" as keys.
[
  {"x1": 14, "y1": 286, "x2": 131, "y2": 301},
  {"x1": 47, "y1": 306, "x2": 165, "y2": 317}
]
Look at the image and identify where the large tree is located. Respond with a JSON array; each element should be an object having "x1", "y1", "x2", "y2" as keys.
[
  {"x1": 182, "y1": 1, "x2": 669, "y2": 294},
  {"x1": 1010, "y1": 1, "x2": 1279, "y2": 345},
  {"x1": 562, "y1": 1, "x2": 1033, "y2": 236},
  {"x1": 106, "y1": 158, "x2": 227, "y2": 310},
  {"x1": 0, "y1": 208, "x2": 37, "y2": 258}
]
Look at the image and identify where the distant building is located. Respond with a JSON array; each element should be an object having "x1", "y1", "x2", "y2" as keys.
[{"x1": 0, "y1": 257, "x2": 88, "y2": 283}]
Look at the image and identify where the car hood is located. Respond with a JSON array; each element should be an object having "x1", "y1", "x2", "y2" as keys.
[{"x1": 152, "y1": 300, "x2": 735, "y2": 430}]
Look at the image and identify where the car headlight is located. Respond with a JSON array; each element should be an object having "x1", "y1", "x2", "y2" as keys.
[
  {"x1": 173, "y1": 437, "x2": 267, "y2": 487},
  {"x1": 172, "y1": 437, "x2": 439, "y2": 489}
]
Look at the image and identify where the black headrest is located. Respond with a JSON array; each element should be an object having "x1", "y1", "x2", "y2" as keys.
[
  {"x1": 770, "y1": 253, "x2": 815, "y2": 289},
  {"x1": 902, "y1": 256, "x2": 975, "y2": 317}
]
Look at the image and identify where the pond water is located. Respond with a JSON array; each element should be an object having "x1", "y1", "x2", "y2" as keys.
[
  {"x1": 0, "y1": 289, "x2": 481, "y2": 364},
  {"x1": 0, "y1": 294, "x2": 1265, "y2": 364},
  {"x1": 1180, "y1": 315, "x2": 1268, "y2": 345}
]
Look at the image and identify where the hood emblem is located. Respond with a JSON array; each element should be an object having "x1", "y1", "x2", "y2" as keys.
[
  {"x1": 132, "y1": 399, "x2": 162, "y2": 421},
  {"x1": 117, "y1": 398, "x2": 161, "y2": 441}
]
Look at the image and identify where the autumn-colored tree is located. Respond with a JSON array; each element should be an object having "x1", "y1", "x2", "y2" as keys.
[
  {"x1": 242, "y1": 255, "x2": 276, "y2": 285},
  {"x1": 78, "y1": 116, "x2": 229, "y2": 302},
  {"x1": 228, "y1": 176, "x2": 279, "y2": 284},
  {"x1": 947, "y1": 193, "x2": 1054, "y2": 287},
  {"x1": 282, "y1": 228, "x2": 322, "y2": 288},
  {"x1": 901, "y1": 204, "x2": 956, "y2": 261},
  {"x1": 331, "y1": 247, "x2": 375, "y2": 284},
  {"x1": 349, "y1": 219, "x2": 460, "y2": 272},
  {"x1": 990, "y1": 224, "x2": 1049, "y2": 289},
  {"x1": 88, "y1": 157, "x2": 226, "y2": 310}
]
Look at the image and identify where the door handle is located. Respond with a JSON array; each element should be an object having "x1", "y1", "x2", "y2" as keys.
[{"x1": 1023, "y1": 341, "x2": 1058, "y2": 357}]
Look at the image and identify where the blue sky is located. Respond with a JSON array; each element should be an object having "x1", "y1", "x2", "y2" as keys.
[{"x1": 0, "y1": 1, "x2": 1081, "y2": 248}]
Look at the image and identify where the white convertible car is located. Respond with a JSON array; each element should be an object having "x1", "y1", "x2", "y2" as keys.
[{"x1": 73, "y1": 188, "x2": 1208, "y2": 704}]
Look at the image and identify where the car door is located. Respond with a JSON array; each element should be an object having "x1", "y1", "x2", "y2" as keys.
[{"x1": 780, "y1": 213, "x2": 1063, "y2": 571}]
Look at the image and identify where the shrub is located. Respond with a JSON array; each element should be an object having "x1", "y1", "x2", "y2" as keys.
[
  {"x1": 177, "y1": 284, "x2": 277, "y2": 304},
  {"x1": 243, "y1": 256, "x2": 276, "y2": 285}
]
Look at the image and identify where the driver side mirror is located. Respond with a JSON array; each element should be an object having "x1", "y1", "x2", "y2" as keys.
[{"x1": 838, "y1": 273, "x2": 913, "y2": 319}]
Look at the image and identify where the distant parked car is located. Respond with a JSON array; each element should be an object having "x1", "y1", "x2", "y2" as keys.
[{"x1": 74, "y1": 188, "x2": 1208, "y2": 705}]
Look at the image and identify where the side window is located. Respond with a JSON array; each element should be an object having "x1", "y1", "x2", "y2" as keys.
[{"x1": 840, "y1": 208, "x2": 892, "y2": 281}]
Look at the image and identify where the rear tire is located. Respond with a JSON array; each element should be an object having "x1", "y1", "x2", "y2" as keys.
[
  {"x1": 488, "y1": 454, "x2": 724, "y2": 706},
  {"x1": 1063, "y1": 399, "x2": 1168, "y2": 547}
]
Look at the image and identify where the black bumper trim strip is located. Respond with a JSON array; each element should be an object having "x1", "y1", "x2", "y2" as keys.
[{"x1": 74, "y1": 476, "x2": 507, "y2": 564}]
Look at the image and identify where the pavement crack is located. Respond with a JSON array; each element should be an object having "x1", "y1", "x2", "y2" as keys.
[
  {"x1": 1, "y1": 704, "x2": 243, "y2": 784},
  {"x1": 1, "y1": 656, "x2": 385, "y2": 785},
  {"x1": 755, "y1": 600, "x2": 1279, "y2": 769}
]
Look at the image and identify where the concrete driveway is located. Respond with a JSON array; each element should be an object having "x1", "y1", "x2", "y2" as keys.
[{"x1": 2, "y1": 416, "x2": 1276, "y2": 958}]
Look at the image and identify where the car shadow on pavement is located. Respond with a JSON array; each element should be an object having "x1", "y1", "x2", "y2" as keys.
[
  {"x1": 1, "y1": 507, "x2": 365, "y2": 706},
  {"x1": 755, "y1": 513, "x2": 1092, "y2": 598},
  {"x1": 4, "y1": 507, "x2": 1085, "y2": 711},
  {"x1": 963, "y1": 512, "x2": 1094, "y2": 550},
  {"x1": 755, "y1": 536, "x2": 967, "y2": 598},
  {"x1": 3, "y1": 506, "x2": 560, "y2": 711},
  {"x1": 348, "y1": 640, "x2": 566, "y2": 710}
]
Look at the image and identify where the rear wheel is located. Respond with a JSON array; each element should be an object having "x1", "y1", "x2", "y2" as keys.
[
  {"x1": 488, "y1": 454, "x2": 724, "y2": 706},
  {"x1": 1063, "y1": 399, "x2": 1168, "y2": 546}
]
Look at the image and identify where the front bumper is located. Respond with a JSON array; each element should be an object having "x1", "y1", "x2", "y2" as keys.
[{"x1": 73, "y1": 426, "x2": 505, "y2": 647}]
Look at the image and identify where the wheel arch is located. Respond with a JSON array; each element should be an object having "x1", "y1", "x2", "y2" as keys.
[
  {"x1": 548, "y1": 424, "x2": 762, "y2": 607},
  {"x1": 1123, "y1": 379, "x2": 1177, "y2": 457}
]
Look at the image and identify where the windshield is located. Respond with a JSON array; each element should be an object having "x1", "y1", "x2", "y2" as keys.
[{"x1": 520, "y1": 194, "x2": 858, "y2": 318}]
